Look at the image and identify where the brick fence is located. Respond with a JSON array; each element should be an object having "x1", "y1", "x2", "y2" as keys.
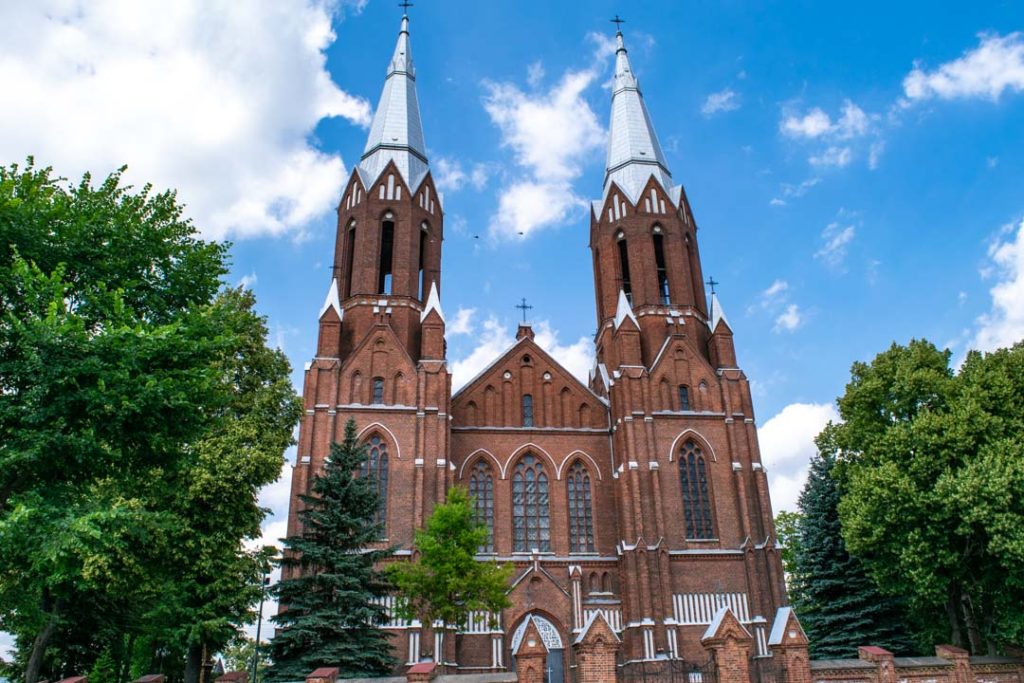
[{"x1": 270, "y1": 606, "x2": 1023, "y2": 683}]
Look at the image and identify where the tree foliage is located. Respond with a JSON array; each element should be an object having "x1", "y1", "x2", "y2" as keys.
[
  {"x1": 387, "y1": 487, "x2": 513, "y2": 646},
  {"x1": 832, "y1": 339, "x2": 1024, "y2": 654},
  {"x1": 267, "y1": 420, "x2": 396, "y2": 681},
  {"x1": 0, "y1": 160, "x2": 301, "y2": 682},
  {"x1": 787, "y1": 436, "x2": 918, "y2": 658}
]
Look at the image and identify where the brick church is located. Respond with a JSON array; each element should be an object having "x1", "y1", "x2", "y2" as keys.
[{"x1": 284, "y1": 13, "x2": 787, "y2": 680}]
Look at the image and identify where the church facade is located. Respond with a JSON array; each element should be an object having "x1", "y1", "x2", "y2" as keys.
[{"x1": 284, "y1": 14, "x2": 787, "y2": 679}]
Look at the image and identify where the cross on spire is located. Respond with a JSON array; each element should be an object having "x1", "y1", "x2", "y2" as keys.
[
  {"x1": 515, "y1": 297, "x2": 533, "y2": 324},
  {"x1": 398, "y1": 0, "x2": 413, "y2": 13},
  {"x1": 705, "y1": 276, "x2": 720, "y2": 296},
  {"x1": 610, "y1": 14, "x2": 625, "y2": 32}
]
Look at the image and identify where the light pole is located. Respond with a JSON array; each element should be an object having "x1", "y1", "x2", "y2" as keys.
[{"x1": 252, "y1": 573, "x2": 271, "y2": 683}]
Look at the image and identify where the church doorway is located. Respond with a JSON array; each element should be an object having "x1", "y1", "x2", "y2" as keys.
[{"x1": 510, "y1": 613, "x2": 566, "y2": 683}]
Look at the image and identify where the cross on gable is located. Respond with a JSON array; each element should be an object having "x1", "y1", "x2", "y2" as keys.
[{"x1": 516, "y1": 297, "x2": 533, "y2": 323}]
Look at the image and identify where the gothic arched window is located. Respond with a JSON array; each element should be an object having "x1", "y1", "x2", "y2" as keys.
[
  {"x1": 344, "y1": 222, "x2": 356, "y2": 298},
  {"x1": 469, "y1": 460, "x2": 495, "y2": 552},
  {"x1": 567, "y1": 461, "x2": 595, "y2": 553},
  {"x1": 678, "y1": 385, "x2": 690, "y2": 411},
  {"x1": 372, "y1": 377, "x2": 385, "y2": 404},
  {"x1": 679, "y1": 441, "x2": 713, "y2": 539},
  {"x1": 653, "y1": 229, "x2": 670, "y2": 305},
  {"x1": 522, "y1": 394, "x2": 534, "y2": 428},
  {"x1": 512, "y1": 454, "x2": 550, "y2": 552},
  {"x1": 361, "y1": 435, "x2": 389, "y2": 531},
  {"x1": 617, "y1": 233, "x2": 632, "y2": 303},
  {"x1": 378, "y1": 219, "x2": 395, "y2": 294}
]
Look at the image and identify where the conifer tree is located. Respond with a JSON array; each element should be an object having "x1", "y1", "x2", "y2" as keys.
[
  {"x1": 267, "y1": 420, "x2": 396, "y2": 680},
  {"x1": 790, "y1": 427, "x2": 919, "y2": 658}
]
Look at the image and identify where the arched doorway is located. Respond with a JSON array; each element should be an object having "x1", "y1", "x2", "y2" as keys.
[{"x1": 510, "y1": 614, "x2": 565, "y2": 683}]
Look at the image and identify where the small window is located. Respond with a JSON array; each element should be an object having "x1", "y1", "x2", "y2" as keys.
[
  {"x1": 653, "y1": 232, "x2": 670, "y2": 305},
  {"x1": 372, "y1": 377, "x2": 385, "y2": 404},
  {"x1": 678, "y1": 385, "x2": 690, "y2": 411},
  {"x1": 617, "y1": 236, "x2": 632, "y2": 303},
  {"x1": 522, "y1": 394, "x2": 534, "y2": 428},
  {"x1": 378, "y1": 220, "x2": 395, "y2": 294}
]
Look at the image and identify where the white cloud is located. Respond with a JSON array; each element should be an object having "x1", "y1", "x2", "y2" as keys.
[
  {"x1": 448, "y1": 307, "x2": 476, "y2": 336},
  {"x1": 971, "y1": 217, "x2": 1024, "y2": 352},
  {"x1": 701, "y1": 88, "x2": 741, "y2": 116},
  {"x1": 809, "y1": 146, "x2": 852, "y2": 168},
  {"x1": 780, "y1": 100, "x2": 870, "y2": 140},
  {"x1": 773, "y1": 304, "x2": 803, "y2": 333},
  {"x1": 0, "y1": 1, "x2": 369, "y2": 241},
  {"x1": 815, "y1": 222, "x2": 856, "y2": 268},
  {"x1": 527, "y1": 61, "x2": 546, "y2": 87},
  {"x1": 483, "y1": 55, "x2": 606, "y2": 239},
  {"x1": 450, "y1": 316, "x2": 515, "y2": 390},
  {"x1": 238, "y1": 271, "x2": 258, "y2": 289},
  {"x1": 450, "y1": 316, "x2": 593, "y2": 391},
  {"x1": 781, "y1": 107, "x2": 834, "y2": 139},
  {"x1": 868, "y1": 141, "x2": 886, "y2": 170},
  {"x1": 903, "y1": 32, "x2": 1024, "y2": 103},
  {"x1": 758, "y1": 402, "x2": 840, "y2": 512},
  {"x1": 434, "y1": 158, "x2": 490, "y2": 193},
  {"x1": 763, "y1": 279, "x2": 789, "y2": 300},
  {"x1": 769, "y1": 198, "x2": 786, "y2": 207},
  {"x1": 533, "y1": 321, "x2": 594, "y2": 384}
]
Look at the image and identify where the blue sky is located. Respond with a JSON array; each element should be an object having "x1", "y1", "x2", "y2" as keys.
[{"x1": 2, "y1": 0, "x2": 1024, "y2": 653}]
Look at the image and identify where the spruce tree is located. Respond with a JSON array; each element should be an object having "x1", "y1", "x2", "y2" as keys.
[
  {"x1": 267, "y1": 420, "x2": 396, "y2": 679},
  {"x1": 791, "y1": 426, "x2": 919, "y2": 658}
]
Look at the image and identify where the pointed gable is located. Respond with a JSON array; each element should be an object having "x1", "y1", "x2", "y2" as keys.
[
  {"x1": 768, "y1": 607, "x2": 808, "y2": 648},
  {"x1": 701, "y1": 606, "x2": 753, "y2": 645},
  {"x1": 451, "y1": 334, "x2": 607, "y2": 429}
]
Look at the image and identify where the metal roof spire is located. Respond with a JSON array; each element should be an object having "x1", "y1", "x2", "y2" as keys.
[
  {"x1": 358, "y1": 12, "x2": 430, "y2": 191},
  {"x1": 603, "y1": 27, "x2": 673, "y2": 204}
]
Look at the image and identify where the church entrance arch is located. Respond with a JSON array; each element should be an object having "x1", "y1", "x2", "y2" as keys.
[{"x1": 510, "y1": 613, "x2": 565, "y2": 683}]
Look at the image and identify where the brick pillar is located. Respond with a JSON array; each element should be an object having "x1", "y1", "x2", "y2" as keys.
[
  {"x1": 305, "y1": 667, "x2": 338, "y2": 683},
  {"x1": 767, "y1": 608, "x2": 811, "y2": 683},
  {"x1": 575, "y1": 612, "x2": 622, "y2": 683},
  {"x1": 701, "y1": 607, "x2": 754, "y2": 683},
  {"x1": 936, "y1": 644, "x2": 971, "y2": 683},
  {"x1": 514, "y1": 617, "x2": 549, "y2": 683},
  {"x1": 858, "y1": 647, "x2": 896, "y2": 683},
  {"x1": 406, "y1": 662, "x2": 436, "y2": 682}
]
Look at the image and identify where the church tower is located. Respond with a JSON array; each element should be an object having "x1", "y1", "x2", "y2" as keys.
[
  {"x1": 589, "y1": 29, "x2": 787, "y2": 663},
  {"x1": 286, "y1": 11, "x2": 450, "y2": 577}
]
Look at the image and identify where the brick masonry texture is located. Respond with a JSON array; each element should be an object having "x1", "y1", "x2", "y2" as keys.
[{"x1": 281, "y1": 155, "x2": 794, "y2": 682}]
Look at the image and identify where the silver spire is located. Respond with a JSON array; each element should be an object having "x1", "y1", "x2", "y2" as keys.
[
  {"x1": 358, "y1": 14, "x2": 430, "y2": 191},
  {"x1": 603, "y1": 31, "x2": 673, "y2": 204}
]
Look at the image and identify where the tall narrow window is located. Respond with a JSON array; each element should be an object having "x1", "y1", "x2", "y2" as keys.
[
  {"x1": 469, "y1": 460, "x2": 495, "y2": 552},
  {"x1": 679, "y1": 442, "x2": 713, "y2": 539},
  {"x1": 418, "y1": 225, "x2": 428, "y2": 301},
  {"x1": 678, "y1": 385, "x2": 690, "y2": 411},
  {"x1": 522, "y1": 394, "x2": 534, "y2": 428},
  {"x1": 567, "y1": 461, "x2": 595, "y2": 553},
  {"x1": 378, "y1": 220, "x2": 395, "y2": 294},
  {"x1": 344, "y1": 223, "x2": 356, "y2": 298},
  {"x1": 512, "y1": 454, "x2": 550, "y2": 552},
  {"x1": 617, "y1": 235, "x2": 632, "y2": 303},
  {"x1": 372, "y1": 377, "x2": 385, "y2": 404},
  {"x1": 361, "y1": 435, "x2": 389, "y2": 530},
  {"x1": 653, "y1": 231, "x2": 670, "y2": 305}
]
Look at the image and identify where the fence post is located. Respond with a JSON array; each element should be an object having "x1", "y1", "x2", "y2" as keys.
[
  {"x1": 701, "y1": 607, "x2": 754, "y2": 683},
  {"x1": 767, "y1": 608, "x2": 810, "y2": 683},
  {"x1": 574, "y1": 612, "x2": 621, "y2": 683}
]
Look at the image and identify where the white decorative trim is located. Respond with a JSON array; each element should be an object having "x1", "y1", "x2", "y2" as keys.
[
  {"x1": 356, "y1": 422, "x2": 402, "y2": 459},
  {"x1": 667, "y1": 428, "x2": 719, "y2": 462}
]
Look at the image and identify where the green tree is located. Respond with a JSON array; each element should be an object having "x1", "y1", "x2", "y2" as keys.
[
  {"x1": 790, "y1": 433, "x2": 918, "y2": 657},
  {"x1": 0, "y1": 160, "x2": 299, "y2": 683},
  {"x1": 219, "y1": 634, "x2": 270, "y2": 677},
  {"x1": 267, "y1": 420, "x2": 396, "y2": 681},
  {"x1": 386, "y1": 487, "x2": 513, "y2": 662},
  {"x1": 774, "y1": 510, "x2": 803, "y2": 584},
  {"x1": 832, "y1": 340, "x2": 1024, "y2": 654}
]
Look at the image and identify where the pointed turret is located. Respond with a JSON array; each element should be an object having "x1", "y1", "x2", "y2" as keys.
[
  {"x1": 710, "y1": 293, "x2": 730, "y2": 332},
  {"x1": 359, "y1": 14, "x2": 430, "y2": 192},
  {"x1": 604, "y1": 30, "x2": 673, "y2": 203},
  {"x1": 708, "y1": 292, "x2": 737, "y2": 368}
]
